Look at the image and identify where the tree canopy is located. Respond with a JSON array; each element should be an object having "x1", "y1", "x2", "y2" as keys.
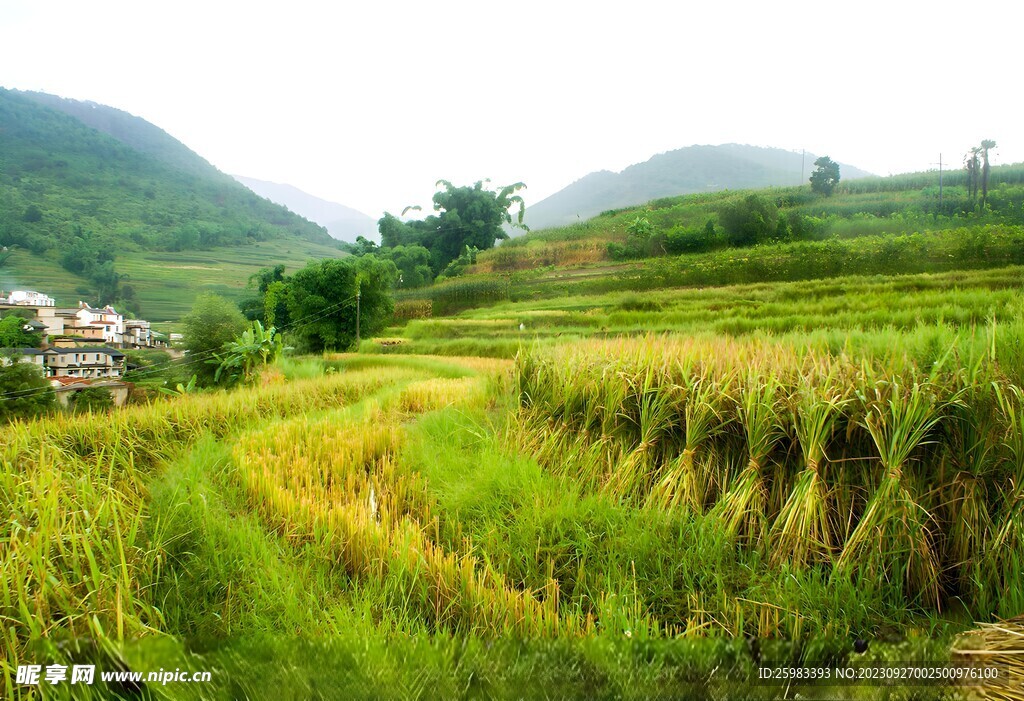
[
  {"x1": 377, "y1": 180, "x2": 527, "y2": 275},
  {"x1": 809, "y1": 156, "x2": 841, "y2": 196},
  {"x1": 0, "y1": 360, "x2": 54, "y2": 421},
  {"x1": 287, "y1": 256, "x2": 397, "y2": 352},
  {"x1": 181, "y1": 293, "x2": 248, "y2": 386},
  {"x1": 0, "y1": 314, "x2": 42, "y2": 347}
]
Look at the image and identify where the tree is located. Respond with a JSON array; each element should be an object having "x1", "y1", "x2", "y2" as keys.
[
  {"x1": 286, "y1": 256, "x2": 397, "y2": 353},
  {"x1": 0, "y1": 359, "x2": 55, "y2": 421},
  {"x1": 378, "y1": 180, "x2": 528, "y2": 275},
  {"x1": 0, "y1": 314, "x2": 41, "y2": 347},
  {"x1": 980, "y1": 139, "x2": 997, "y2": 206},
  {"x1": 69, "y1": 387, "x2": 114, "y2": 413},
  {"x1": 384, "y1": 245, "x2": 433, "y2": 288},
  {"x1": 964, "y1": 147, "x2": 981, "y2": 202},
  {"x1": 809, "y1": 156, "x2": 841, "y2": 196},
  {"x1": 241, "y1": 265, "x2": 289, "y2": 326},
  {"x1": 181, "y1": 293, "x2": 247, "y2": 386}
]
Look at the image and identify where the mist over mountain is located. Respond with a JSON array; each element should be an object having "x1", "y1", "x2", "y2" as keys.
[
  {"x1": 524, "y1": 144, "x2": 874, "y2": 230},
  {"x1": 233, "y1": 176, "x2": 378, "y2": 243}
]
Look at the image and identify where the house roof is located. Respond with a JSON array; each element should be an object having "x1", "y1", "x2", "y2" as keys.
[
  {"x1": 2, "y1": 347, "x2": 45, "y2": 355},
  {"x1": 47, "y1": 346, "x2": 125, "y2": 357},
  {"x1": 78, "y1": 302, "x2": 120, "y2": 314},
  {"x1": 50, "y1": 376, "x2": 91, "y2": 387},
  {"x1": 24, "y1": 320, "x2": 47, "y2": 330}
]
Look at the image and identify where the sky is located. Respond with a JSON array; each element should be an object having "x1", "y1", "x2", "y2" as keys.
[{"x1": 1, "y1": 0, "x2": 1021, "y2": 219}]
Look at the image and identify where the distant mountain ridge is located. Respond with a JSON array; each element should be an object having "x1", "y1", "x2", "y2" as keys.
[
  {"x1": 233, "y1": 176, "x2": 378, "y2": 243},
  {"x1": 524, "y1": 144, "x2": 874, "y2": 230}
]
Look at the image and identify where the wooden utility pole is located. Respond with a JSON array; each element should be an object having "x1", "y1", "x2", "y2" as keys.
[
  {"x1": 931, "y1": 154, "x2": 944, "y2": 209},
  {"x1": 355, "y1": 287, "x2": 361, "y2": 348}
]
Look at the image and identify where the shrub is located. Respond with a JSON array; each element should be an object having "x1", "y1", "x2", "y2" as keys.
[
  {"x1": 0, "y1": 360, "x2": 55, "y2": 421},
  {"x1": 719, "y1": 194, "x2": 778, "y2": 247}
]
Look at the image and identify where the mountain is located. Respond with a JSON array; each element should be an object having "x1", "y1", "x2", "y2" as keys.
[
  {"x1": 0, "y1": 87, "x2": 343, "y2": 318},
  {"x1": 233, "y1": 176, "x2": 377, "y2": 243},
  {"x1": 19, "y1": 90, "x2": 231, "y2": 182},
  {"x1": 524, "y1": 144, "x2": 875, "y2": 230}
]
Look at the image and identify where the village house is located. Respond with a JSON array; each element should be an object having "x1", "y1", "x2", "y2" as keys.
[
  {"x1": 1, "y1": 290, "x2": 55, "y2": 307},
  {"x1": 74, "y1": 302, "x2": 124, "y2": 346},
  {"x1": 123, "y1": 318, "x2": 167, "y2": 349},
  {"x1": 1, "y1": 348, "x2": 48, "y2": 372},
  {"x1": 42, "y1": 347, "x2": 126, "y2": 379}
]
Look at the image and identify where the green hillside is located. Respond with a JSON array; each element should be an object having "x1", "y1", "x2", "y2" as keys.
[
  {"x1": 522, "y1": 144, "x2": 875, "y2": 229},
  {"x1": 0, "y1": 87, "x2": 342, "y2": 319},
  {"x1": 374, "y1": 161, "x2": 1024, "y2": 354},
  {"x1": 19, "y1": 90, "x2": 233, "y2": 181}
]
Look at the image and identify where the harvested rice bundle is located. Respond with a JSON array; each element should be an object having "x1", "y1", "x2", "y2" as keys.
[
  {"x1": 715, "y1": 373, "x2": 787, "y2": 544},
  {"x1": 648, "y1": 367, "x2": 732, "y2": 512},
  {"x1": 835, "y1": 373, "x2": 944, "y2": 608},
  {"x1": 770, "y1": 370, "x2": 850, "y2": 568},
  {"x1": 951, "y1": 616, "x2": 1024, "y2": 701}
]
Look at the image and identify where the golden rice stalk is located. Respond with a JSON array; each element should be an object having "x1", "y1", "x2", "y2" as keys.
[
  {"x1": 714, "y1": 373, "x2": 784, "y2": 542},
  {"x1": 649, "y1": 369, "x2": 732, "y2": 512},
  {"x1": 770, "y1": 379, "x2": 849, "y2": 568},
  {"x1": 770, "y1": 467, "x2": 833, "y2": 569},
  {"x1": 947, "y1": 471, "x2": 994, "y2": 590},
  {"x1": 648, "y1": 448, "x2": 702, "y2": 512},
  {"x1": 951, "y1": 615, "x2": 1024, "y2": 701},
  {"x1": 714, "y1": 464, "x2": 767, "y2": 543},
  {"x1": 835, "y1": 375, "x2": 944, "y2": 607}
]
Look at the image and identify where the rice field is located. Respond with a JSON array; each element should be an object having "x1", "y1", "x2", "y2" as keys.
[
  {"x1": 367, "y1": 265, "x2": 1024, "y2": 361},
  {"x1": 5, "y1": 312, "x2": 1024, "y2": 696}
]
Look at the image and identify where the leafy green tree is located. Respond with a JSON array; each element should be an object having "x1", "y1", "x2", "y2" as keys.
[
  {"x1": 0, "y1": 314, "x2": 41, "y2": 347},
  {"x1": 0, "y1": 359, "x2": 54, "y2": 421},
  {"x1": 378, "y1": 180, "x2": 527, "y2": 274},
  {"x1": 287, "y1": 256, "x2": 397, "y2": 352},
  {"x1": 384, "y1": 245, "x2": 434, "y2": 288},
  {"x1": 378, "y1": 213, "x2": 419, "y2": 249},
  {"x1": 809, "y1": 156, "x2": 841, "y2": 196},
  {"x1": 21, "y1": 204, "x2": 42, "y2": 223},
  {"x1": 181, "y1": 293, "x2": 248, "y2": 386},
  {"x1": 345, "y1": 235, "x2": 380, "y2": 257},
  {"x1": 241, "y1": 265, "x2": 290, "y2": 326},
  {"x1": 69, "y1": 387, "x2": 114, "y2": 413}
]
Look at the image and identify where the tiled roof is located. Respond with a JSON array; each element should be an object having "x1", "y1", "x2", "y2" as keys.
[
  {"x1": 2, "y1": 347, "x2": 45, "y2": 355},
  {"x1": 47, "y1": 346, "x2": 125, "y2": 357}
]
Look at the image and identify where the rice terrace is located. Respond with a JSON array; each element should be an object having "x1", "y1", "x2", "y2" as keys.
[{"x1": 3, "y1": 18, "x2": 1024, "y2": 698}]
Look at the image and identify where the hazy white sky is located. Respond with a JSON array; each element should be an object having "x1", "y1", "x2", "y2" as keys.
[{"x1": 1, "y1": 0, "x2": 1021, "y2": 218}]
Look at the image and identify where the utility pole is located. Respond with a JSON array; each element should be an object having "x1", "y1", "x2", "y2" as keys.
[
  {"x1": 355, "y1": 286, "x2": 361, "y2": 348},
  {"x1": 800, "y1": 149, "x2": 806, "y2": 186},
  {"x1": 930, "y1": 154, "x2": 944, "y2": 210}
]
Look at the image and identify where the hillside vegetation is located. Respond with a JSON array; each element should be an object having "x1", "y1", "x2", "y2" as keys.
[
  {"x1": 0, "y1": 88, "x2": 340, "y2": 317},
  {"x1": 522, "y1": 144, "x2": 874, "y2": 229},
  {"x1": 387, "y1": 162, "x2": 1024, "y2": 325}
]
